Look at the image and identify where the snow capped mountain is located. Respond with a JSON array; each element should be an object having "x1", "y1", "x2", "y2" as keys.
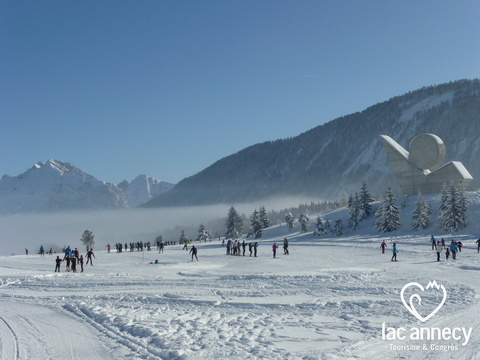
[
  {"x1": 0, "y1": 160, "x2": 173, "y2": 214},
  {"x1": 0, "y1": 160, "x2": 127, "y2": 214},
  {"x1": 118, "y1": 175, "x2": 174, "y2": 208}
]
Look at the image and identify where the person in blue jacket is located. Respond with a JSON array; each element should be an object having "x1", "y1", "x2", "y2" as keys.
[
  {"x1": 431, "y1": 235, "x2": 436, "y2": 250},
  {"x1": 391, "y1": 243, "x2": 398, "y2": 262},
  {"x1": 226, "y1": 240, "x2": 231, "y2": 255},
  {"x1": 450, "y1": 240, "x2": 458, "y2": 260}
]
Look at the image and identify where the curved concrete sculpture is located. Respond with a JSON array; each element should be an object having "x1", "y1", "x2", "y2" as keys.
[{"x1": 380, "y1": 133, "x2": 473, "y2": 195}]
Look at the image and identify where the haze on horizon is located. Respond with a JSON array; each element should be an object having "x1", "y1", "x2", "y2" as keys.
[{"x1": 0, "y1": 195, "x2": 323, "y2": 256}]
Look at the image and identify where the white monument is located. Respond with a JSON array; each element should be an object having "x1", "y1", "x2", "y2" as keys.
[{"x1": 380, "y1": 133, "x2": 473, "y2": 196}]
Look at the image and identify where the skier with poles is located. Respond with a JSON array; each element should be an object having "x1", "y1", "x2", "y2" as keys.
[
  {"x1": 86, "y1": 249, "x2": 95, "y2": 265},
  {"x1": 189, "y1": 245, "x2": 198, "y2": 262}
]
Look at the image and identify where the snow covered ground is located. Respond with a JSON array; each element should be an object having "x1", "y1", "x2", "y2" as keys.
[{"x1": 1, "y1": 217, "x2": 480, "y2": 359}]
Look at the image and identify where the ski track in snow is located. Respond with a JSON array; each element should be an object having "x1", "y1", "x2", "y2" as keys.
[{"x1": 0, "y1": 231, "x2": 480, "y2": 359}]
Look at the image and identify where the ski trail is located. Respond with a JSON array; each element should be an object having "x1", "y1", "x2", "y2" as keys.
[
  {"x1": 0, "y1": 316, "x2": 19, "y2": 360},
  {"x1": 0, "y1": 300, "x2": 126, "y2": 360}
]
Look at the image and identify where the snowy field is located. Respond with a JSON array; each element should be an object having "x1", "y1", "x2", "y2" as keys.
[{"x1": 1, "y1": 219, "x2": 480, "y2": 360}]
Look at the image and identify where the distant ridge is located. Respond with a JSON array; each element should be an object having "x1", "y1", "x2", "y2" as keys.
[
  {"x1": 0, "y1": 160, "x2": 174, "y2": 214},
  {"x1": 143, "y1": 79, "x2": 480, "y2": 207}
]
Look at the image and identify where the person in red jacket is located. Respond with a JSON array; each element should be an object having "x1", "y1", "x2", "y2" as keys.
[
  {"x1": 380, "y1": 240, "x2": 387, "y2": 254},
  {"x1": 272, "y1": 243, "x2": 279, "y2": 258}
]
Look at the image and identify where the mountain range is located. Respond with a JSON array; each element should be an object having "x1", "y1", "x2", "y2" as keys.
[
  {"x1": 0, "y1": 160, "x2": 174, "y2": 214},
  {"x1": 143, "y1": 79, "x2": 480, "y2": 207},
  {"x1": 2, "y1": 79, "x2": 479, "y2": 213}
]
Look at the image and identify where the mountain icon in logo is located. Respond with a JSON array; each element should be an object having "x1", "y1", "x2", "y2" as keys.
[{"x1": 400, "y1": 281, "x2": 447, "y2": 323}]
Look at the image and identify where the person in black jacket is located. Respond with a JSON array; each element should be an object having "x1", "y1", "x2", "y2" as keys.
[
  {"x1": 55, "y1": 256, "x2": 62, "y2": 272},
  {"x1": 189, "y1": 245, "x2": 198, "y2": 261},
  {"x1": 86, "y1": 249, "x2": 95, "y2": 265}
]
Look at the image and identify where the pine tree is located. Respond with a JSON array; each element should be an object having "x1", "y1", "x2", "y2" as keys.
[
  {"x1": 338, "y1": 189, "x2": 349, "y2": 208},
  {"x1": 285, "y1": 211, "x2": 295, "y2": 231},
  {"x1": 225, "y1": 206, "x2": 244, "y2": 239},
  {"x1": 378, "y1": 185, "x2": 400, "y2": 233},
  {"x1": 374, "y1": 197, "x2": 384, "y2": 232},
  {"x1": 348, "y1": 192, "x2": 360, "y2": 230},
  {"x1": 259, "y1": 206, "x2": 272, "y2": 229},
  {"x1": 179, "y1": 230, "x2": 188, "y2": 243},
  {"x1": 439, "y1": 181, "x2": 468, "y2": 232},
  {"x1": 347, "y1": 194, "x2": 354, "y2": 210},
  {"x1": 80, "y1": 230, "x2": 95, "y2": 251},
  {"x1": 412, "y1": 192, "x2": 431, "y2": 231},
  {"x1": 458, "y1": 182, "x2": 468, "y2": 228},
  {"x1": 249, "y1": 209, "x2": 263, "y2": 239},
  {"x1": 373, "y1": 196, "x2": 385, "y2": 231},
  {"x1": 197, "y1": 224, "x2": 209, "y2": 242},
  {"x1": 358, "y1": 181, "x2": 374, "y2": 220},
  {"x1": 314, "y1": 216, "x2": 324, "y2": 236},
  {"x1": 438, "y1": 182, "x2": 450, "y2": 231},
  {"x1": 334, "y1": 219, "x2": 344, "y2": 236},
  {"x1": 299, "y1": 214, "x2": 310, "y2": 233},
  {"x1": 324, "y1": 219, "x2": 332, "y2": 235}
]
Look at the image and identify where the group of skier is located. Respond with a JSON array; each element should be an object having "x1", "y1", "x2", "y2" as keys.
[
  {"x1": 224, "y1": 239, "x2": 258, "y2": 257},
  {"x1": 106, "y1": 241, "x2": 155, "y2": 253},
  {"x1": 431, "y1": 235, "x2": 463, "y2": 261},
  {"x1": 273, "y1": 238, "x2": 290, "y2": 258},
  {"x1": 380, "y1": 240, "x2": 399, "y2": 261},
  {"x1": 29, "y1": 246, "x2": 54, "y2": 256},
  {"x1": 381, "y1": 235, "x2": 479, "y2": 262},
  {"x1": 54, "y1": 246, "x2": 95, "y2": 272},
  {"x1": 222, "y1": 237, "x2": 290, "y2": 259}
]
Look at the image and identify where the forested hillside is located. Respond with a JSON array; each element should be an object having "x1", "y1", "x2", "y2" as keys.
[{"x1": 144, "y1": 79, "x2": 480, "y2": 207}]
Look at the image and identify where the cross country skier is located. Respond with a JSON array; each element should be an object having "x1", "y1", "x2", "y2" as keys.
[
  {"x1": 450, "y1": 241, "x2": 458, "y2": 260},
  {"x1": 226, "y1": 240, "x2": 231, "y2": 255},
  {"x1": 65, "y1": 255, "x2": 71, "y2": 272},
  {"x1": 391, "y1": 243, "x2": 398, "y2": 262},
  {"x1": 86, "y1": 249, "x2": 95, "y2": 265},
  {"x1": 436, "y1": 241, "x2": 443, "y2": 262},
  {"x1": 55, "y1": 256, "x2": 62, "y2": 272},
  {"x1": 283, "y1": 238, "x2": 289, "y2": 255},
  {"x1": 254, "y1": 242, "x2": 258, "y2": 257},
  {"x1": 380, "y1": 240, "x2": 387, "y2": 254},
  {"x1": 70, "y1": 254, "x2": 77, "y2": 272},
  {"x1": 189, "y1": 245, "x2": 198, "y2": 261},
  {"x1": 272, "y1": 243, "x2": 278, "y2": 258}
]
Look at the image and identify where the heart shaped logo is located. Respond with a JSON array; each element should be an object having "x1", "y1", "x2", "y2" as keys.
[{"x1": 400, "y1": 281, "x2": 447, "y2": 322}]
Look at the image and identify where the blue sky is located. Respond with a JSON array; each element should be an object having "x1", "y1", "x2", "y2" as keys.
[{"x1": 1, "y1": 0, "x2": 479, "y2": 184}]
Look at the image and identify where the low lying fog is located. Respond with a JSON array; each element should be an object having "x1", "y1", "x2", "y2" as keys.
[{"x1": 0, "y1": 196, "x2": 318, "y2": 256}]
